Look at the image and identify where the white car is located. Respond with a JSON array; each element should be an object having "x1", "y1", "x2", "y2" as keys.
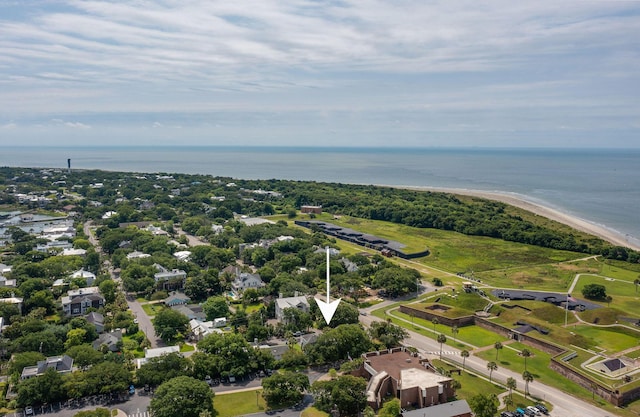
[
  {"x1": 24, "y1": 406, "x2": 34, "y2": 416},
  {"x1": 527, "y1": 406, "x2": 541, "y2": 416}
]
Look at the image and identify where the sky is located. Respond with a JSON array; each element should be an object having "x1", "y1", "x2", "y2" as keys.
[{"x1": 1, "y1": 0, "x2": 639, "y2": 148}]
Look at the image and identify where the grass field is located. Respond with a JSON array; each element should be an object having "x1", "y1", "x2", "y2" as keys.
[
  {"x1": 573, "y1": 274, "x2": 640, "y2": 317},
  {"x1": 304, "y1": 213, "x2": 585, "y2": 273},
  {"x1": 141, "y1": 303, "x2": 165, "y2": 317},
  {"x1": 213, "y1": 389, "x2": 266, "y2": 417},
  {"x1": 378, "y1": 306, "x2": 508, "y2": 349},
  {"x1": 570, "y1": 325, "x2": 640, "y2": 353}
]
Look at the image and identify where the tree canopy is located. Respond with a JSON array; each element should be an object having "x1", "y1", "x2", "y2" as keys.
[{"x1": 149, "y1": 376, "x2": 214, "y2": 417}]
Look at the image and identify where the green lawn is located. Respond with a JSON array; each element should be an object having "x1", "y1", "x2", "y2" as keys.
[
  {"x1": 573, "y1": 274, "x2": 640, "y2": 317},
  {"x1": 569, "y1": 325, "x2": 640, "y2": 353},
  {"x1": 213, "y1": 389, "x2": 266, "y2": 417},
  {"x1": 433, "y1": 359, "x2": 504, "y2": 398},
  {"x1": 308, "y1": 213, "x2": 584, "y2": 272},
  {"x1": 141, "y1": 303, "x2": 165, "y2": 317},
  {"x1": 379, "y1": 307, "x2": 508, "y2": 349}
]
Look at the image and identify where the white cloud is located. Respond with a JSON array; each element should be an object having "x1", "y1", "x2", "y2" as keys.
[{"x1": 0, "y1": 1, "x2": 638, "y2": 146}]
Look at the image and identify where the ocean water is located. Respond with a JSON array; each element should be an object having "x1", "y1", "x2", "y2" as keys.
[{"x1": 2, "y1": 146, "x2": 639, "y2": 246}]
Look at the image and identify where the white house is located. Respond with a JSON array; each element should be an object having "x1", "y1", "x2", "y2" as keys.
[
  {"x1": 62, "y1": 248, "x2": 87, "y2": 257},
  {"x1": 126, "y1": 251, "x2": 151, "y2": 260},
  {"x1": 136, "y1": 345, "x2": 182, "y2": 368},
  {"x1": 173, "y1": 250, "x2": 192, "y2": 261},
  {"x1": 70, "y1": 269, "x2": 96, "y2": 286},
  {"x1": 231, "y1": 272, "x2": 265, "y2": 293}
]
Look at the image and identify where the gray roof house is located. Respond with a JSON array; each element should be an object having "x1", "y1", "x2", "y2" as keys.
[
  {"x1": 92, "y1": 330, "x2": 123, "y2": 352},
  {"x1": 231, "y1": 272, "x2": 265, "y2": 293},
  {"x1": 21, "y1": 355, "x2": 74, "y2": 379},
  {"x1": 85, "y1": 311, "x2": 105, "y2": 333},
  {"x1": 275, "y1": 295, "x2": 310, "y2": 322},
  {"x1": 61, "y1": 287, "x2": 105, "y2": 316}
]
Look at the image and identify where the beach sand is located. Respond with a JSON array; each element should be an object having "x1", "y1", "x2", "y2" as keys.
[{"x1": 390, "y1": 186, "x2": 640, "y2": 252}]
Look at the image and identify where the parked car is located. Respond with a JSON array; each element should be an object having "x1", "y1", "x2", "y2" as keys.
[
  {"x1": 24, "y1": 406, "x2": 34, "y2": 416},
  {"x1": 535, "y1": 404, "x2": 549, "y2": 414},
  {"x1": 527, "y1": 405, "x2": 541, "y2": 416},
  {"x1": 515, "y1": 408, "x2": 526, "y2": 416}
]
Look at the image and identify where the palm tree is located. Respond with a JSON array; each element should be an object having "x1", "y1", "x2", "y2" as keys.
[
  {"x1": 437, "y1": 333, "x2": 447, "y2": 359},
  {"x1": 506, "y1": 377, "x2": 517, "y2": 399},
  {"x1": 521, "y1": 348, "x2": 531, "y2": 371},
  {"x1": 606, "y1": 295, "x2": 612, "y2": 307},
  {"x1": 460, "y1": 349, "x2": 469, "y2": 370},
  {"x1": 522, "y1": 370, "x2": 534, "y2": 397},
  {"x1": 451, "y1": 325, "x2": 458, "y2": 344},
  {"x1": 494, "y1": 341, "x2": 503, "y2": 361},
  {"x1": 432, "y1": 317, "x2": 439, "y2": 332},
  {"x1": 503, "y1": 395, "x2": 514, "y2": 411},
  {"x1": 487, "y1": 361, "x2": 498, "y2": 382}
]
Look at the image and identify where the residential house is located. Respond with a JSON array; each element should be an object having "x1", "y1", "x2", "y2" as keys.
[
  {"x1": 61, "y1": 287, "x2": 105, "y2": 316},
  {"x1": 354, "y1": 348, "x2": 454, "y2": 410},
  {"x1": 126, "y1": 251, "x2": 151, "y2": 260},
  {"x1": 0, "y1": 264, "x2": 12, "y2": 275},
  {"x1": 171, "y1": 304, "x2": 205, "y2": 321},
  {"x1": 92, "y1": 330, "x2": 123, "y2": 353},
  {"x1": 0, "y1": 296, "x2": 23, "y2": 313},
  {"x1": 85, "y1": 312, "x2": 105, "y2": 333},
  {"x1": 34, "y1": 241, "x2": 73, "y2": 253},
  {"x1": 173, "y1": 250, "x2": 192, "y2": 261},
  {"x1": 62, "y1": 248, "x2": 87, "y2": 257},
  {"x1": 153, "y1": 264, "x2": 186, "y2": 291},
  {"x1": 136, "y1": 345, "x2": 181, "y2": 368},
  {"x1": 340, "y1": 258, "x2": 359, "y2": 273},
  {"x1": 21, "y1": 355, "x2": 74, "y2": 379},
  {"x1": 231, "y1": 271, "x2": 265, "y2": 293},
  {"x1": 275, "y1": 294, "x2": 310, "y2": 322},
  {"x1": 0, "y1": 275, "x2": 16, "y2": 288},
  {"x1": 164, "y1": 292, "x2": 191, "y2": 307},
  {"x1": 189, "y1": 319, "x2": 223, "y2": 342},
  {"x1": 145, "y1": 225, "x2": 168, "y2": 235},
  {"x1": 259, "y1": 344, "x2": 290, "y2": 361},
  {"x1": 70, "y1": 269, "x2": 96, "y2": 286}
]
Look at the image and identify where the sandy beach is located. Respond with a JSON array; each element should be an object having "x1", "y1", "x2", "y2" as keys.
[{"x1": 390, "y1": 185, "x2": 640, "y2": 252}]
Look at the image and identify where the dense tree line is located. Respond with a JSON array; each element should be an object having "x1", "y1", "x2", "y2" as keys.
[{"x1": 3, "y1": 167, "x2": 636, "y2": 260}]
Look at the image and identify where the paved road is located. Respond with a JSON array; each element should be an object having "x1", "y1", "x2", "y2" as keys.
[
  {"x1": 126, "y1": 296, "x2": 164, "y2": 349},
  {"x1": 359, "y1": 312, "x2": 619, "y2": 417}
]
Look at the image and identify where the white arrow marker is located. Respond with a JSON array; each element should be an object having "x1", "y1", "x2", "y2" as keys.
[{"x1": 315, "y1": 246, "x2": 341, "y2": 324}]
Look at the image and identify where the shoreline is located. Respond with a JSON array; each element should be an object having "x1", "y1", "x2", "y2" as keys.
[{"x1": 388, "y1": 185, "x2": 640, "y2": 252}]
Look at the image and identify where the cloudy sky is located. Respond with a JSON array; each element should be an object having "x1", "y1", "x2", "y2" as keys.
[{"x1": 1, "y1": 0, "x2": 639, "y2": 148}]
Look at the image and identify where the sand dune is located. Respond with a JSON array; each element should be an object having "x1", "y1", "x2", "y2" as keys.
[{"x1": 388, "y1": 185, "x2": 640, "y2": 252}]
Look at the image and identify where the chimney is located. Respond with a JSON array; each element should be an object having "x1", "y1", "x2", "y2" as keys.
[{"x1": 279, "y1": 293, "x2": 283, "y2": 299}]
